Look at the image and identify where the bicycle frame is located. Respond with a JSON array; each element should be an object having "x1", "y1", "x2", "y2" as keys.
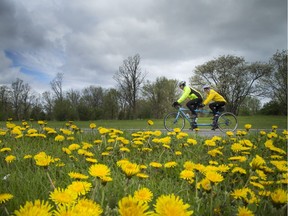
[
  {"x1": 177, "y1": 107, "x2": 215, "y2": 126},
  {"x1": 164, "y1": 106, "x2": 238, "y2": 132}
]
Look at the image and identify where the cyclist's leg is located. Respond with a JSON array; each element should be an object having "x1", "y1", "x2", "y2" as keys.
[
  {"x1": 186, "y1": 99, "x2": 201, "y2": 128},
  {"x1": 210, "y1": 102, "x2": 226, "y2": 130}
]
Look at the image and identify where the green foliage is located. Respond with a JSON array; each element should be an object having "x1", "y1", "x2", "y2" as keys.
[{"x1": 259, "y1": 101, "x2": 286, "y2": 116}]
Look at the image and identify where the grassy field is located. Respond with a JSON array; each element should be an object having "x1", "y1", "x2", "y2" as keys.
[
  {"x1": 0, "y1": 116, "x2": 287, "y2": 215},
  {"x1": 2, "y1": 115, "x2": 285, "y2": 131}
]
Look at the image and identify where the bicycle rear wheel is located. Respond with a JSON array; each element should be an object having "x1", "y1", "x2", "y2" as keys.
[
  {"x1": 217, "y1": 112, "x2": 238, "y2": 132},
  {"x1": 164, "y1": 112, "x2": 185, "y2": 132}
]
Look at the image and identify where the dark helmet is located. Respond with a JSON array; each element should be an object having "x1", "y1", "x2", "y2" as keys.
[{"x1": 179, "y1": 81, "x2": 186, "y2": 87}]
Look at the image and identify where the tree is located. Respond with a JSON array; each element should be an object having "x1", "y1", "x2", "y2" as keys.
[
  {"x1": 259, "y1": 50, "x2": 287, "y2": 115},
  {"x1": 0, "y1": 85, "x2": 12, "y2": 120},
  {"x1": 50, "y1": 73, "x2": 64, "y2": 101},
  {"x1": 42, "y1": 91, "x2": 54, "y2": 120},
  {"x1": 142, "y1": 77, "x2": 178, "y2": 118},
  {"x1": 81, "y1": 86, "x2": 104, "y2": 120},
  {"x1": 113, "y1": 54, "x2": 146, "y2": 119},
  {"x1": 190, "y1": 55, "x2": 272, "y2": 114},
  {"x1": 11, "y1": 78, "x2": 32, "y2": 120},
  {"x1": 102, "y1": 88, "x2": 120, "y2": 119}
]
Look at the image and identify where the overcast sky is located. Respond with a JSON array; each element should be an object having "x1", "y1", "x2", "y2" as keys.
[{"x1": 0, "y1": 0, "x2": 286, "y2": 94}]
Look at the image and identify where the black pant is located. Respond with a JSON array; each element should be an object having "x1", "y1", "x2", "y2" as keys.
[
  {"x1": 209, "y1": 102, "x2": 226, "y2": 115},
  {"x1": 186, "y1": 98, "x2": 203, "y2": 115}
]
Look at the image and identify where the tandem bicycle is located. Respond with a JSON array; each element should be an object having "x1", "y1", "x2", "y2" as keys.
[{"x1": 164, "y1": 106, "x2": 238, "y2": 133}]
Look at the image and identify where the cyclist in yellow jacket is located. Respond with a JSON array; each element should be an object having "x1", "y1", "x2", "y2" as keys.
[
  {"x1": 200, "y1": 85, "x2": 227, "y2": 130},
  {"x1": 172, "y1": 81, "x2": 203, "y2": 128}
]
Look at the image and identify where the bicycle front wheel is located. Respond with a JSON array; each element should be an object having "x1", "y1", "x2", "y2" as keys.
[
  {"x1": 217, "y1": 112, "x2": 238, "y2": 132},
  {"x1": 164, "y1": 112, "x2": 185, "y2": 132}
]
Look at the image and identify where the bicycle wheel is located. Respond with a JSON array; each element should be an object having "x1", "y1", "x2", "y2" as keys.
[
  {"x1": 217, "y1": 112, "x2": 238, "y2": 132},
  {"x1": 164, "y1": 112, "x2": 185, "y2": 132}
]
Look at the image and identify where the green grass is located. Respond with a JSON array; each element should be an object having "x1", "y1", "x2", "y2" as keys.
[
  {"x1": 0, "y1": 115, "x2": 286, "y2": 131},
  {"x1": 0, "y1": 118, "x2": 287, "y2": 215}
]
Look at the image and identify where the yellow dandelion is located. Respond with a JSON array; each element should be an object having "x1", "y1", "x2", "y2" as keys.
[
  {"x1": 121, "y1": 162, "x2": 141, "y2": 177},
  {"x1": 49, "y1": 188, "x2": 78, "y2": 206},
  {"x1": 180, "y1": 170, "x2": 195, "y2": 181},
  {"x1": 0, "y1": 193, "x2": 13, "y2": 204},
  {"x1": 164, "y1": 161, "x2": 177, "y2": 168},
  {"x1": 173, "y1": 128, "x2": 181, "y2": 133},
  {"x1": 270, "y1": 188, "x2": 287, "y2": 205},
  {"x1": 134, "y1": 188, "x2": 153, "y2": 203},
  {"x1": 89, "y1": 123, "x2": 96, "y2": 129},
  {"x1": 5, "y1": 155, "x2": 16, "y2": 163},
  {"x1": 0, "y1": 147, "x2": 11, "y2": 152},
  {"x1": 147, "y1": 120, "x2": 154, "y2": 126},
  {"x1": 205, "y1": 171, "x2": 224, "y2": 183},
  {"x1": 89, "y1": 164, "x2": 111, "y2": 178},
  {"x1": 150, "y1": 162, "x2": 162, "y2": 168},
  {"x1": 67, "y1": 181, "x2": 92, "y2": 196},
  {"x1": 55, "y1": 135, "x2": 65, "y2": 142},
  {"x1": 237, "y1": 206, "x2": 254, "y2": 216},
  {"x1": 14, "y1": 200, "x2": 53, "y2": 216},
  {"x1": 136, "y1": 173, "x2": 149, "y2": 179},
  {"x1": 244, "y1": 124, "x2": 252, "y2": 131},
  {"x1": 200, "y1": 178, "x2": 212, "y2": 191},
  {"x1": 187, "y1": 138, "x2": 197, "y2": 145},
  {"x1": 153, "y1": 193, "x2": 193, "y2": 216},
  {"x1": 118, "y1": 195, "x2": 152, "y2": 216}
]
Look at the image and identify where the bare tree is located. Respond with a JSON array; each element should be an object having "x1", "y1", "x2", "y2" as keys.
[
  {"x1": 11, "y1": 78, "x2": 32, "y2": 120},
  {"x1": 50, "y1": 73, "x2": 64, "y2": 101},
  {"x1": 42, "y1": 91, "x2": 54, "y2": 120},
  {"x1": 113, "y1": 54, "x2": 146, "y2": 119},
  {"x1": 259, "y1": 50, "x2": 287, "y2": 115}
]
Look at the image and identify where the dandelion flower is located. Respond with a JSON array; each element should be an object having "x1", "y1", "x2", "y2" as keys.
[
  {"x1": 0, "y1": 193, "x2": 13, "y2": 204},
  {"x1": 89, "y1": 123, "x2": 96, "y2": 129},
  {"x1": 14, "y1": 200, "x2": 53, "y2": 216},
  {"x1": 147, "y1": 120, "x2": 154, "y2": 126},
  {"x1": 121, "y1": 162, "x2": 141, "y2": 177},
  {"x1": 5, "y1": 155, "x2": 16, "y2": 163},
  {"x1": 205, "y1": 171, "x2": 224, "y2": 183},
  {"x1": 68, "y1": 172, "x2": 89, "y2": 180},
  {"x1": 89, "y1": 164, "x2": 111, "y2": 178},
  {"x1": 67, "y1": 181, "x2": 92, "y2": 196},
  {"x1": 118, "y1": 195, "x2": 152, "y2": 216},
  {"x1": 134, "y1": 188, "x2": 153, "y2": 203},
  {"x1": 49, "y1": 188, "x2": 77, "y2": 206},
  {"x1": 153, "y1": 193, "x2": 193, "y2": 216},
  {"x1": 150, "y1": 162, "x2": 162, "y2": 168},
  {"x1": 164, "y1": 161, "x2": 177, "y2": 168},
  {"x1": 270, "y1": 188, "x2": 287, "y2": 205},
  {"x1": 237, "y1": 206, "x2": 254, "y2": 216},
  {"x1": 180, "y1": 170, "x2": 195, "y2": 181}
]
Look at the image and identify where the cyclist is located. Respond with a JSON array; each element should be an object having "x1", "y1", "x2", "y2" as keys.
[
  {"x1": 199, "y1": 85, "x2": 227, "y2": 130},
  {"x1": 172, "y1": 81, "x2": 203, "y2": 129}
]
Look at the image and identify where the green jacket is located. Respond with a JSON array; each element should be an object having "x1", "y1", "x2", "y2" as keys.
[{"x1": 177, "y1": 86, "x2": 203, "y2": 104}]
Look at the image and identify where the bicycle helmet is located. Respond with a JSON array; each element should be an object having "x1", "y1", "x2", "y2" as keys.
[
  {"x1": 203, "y1": 84, "x2": 210, "y2": 89},
  {"x1": 179, "y1": 81, "x2": 186, "y2": 87}
]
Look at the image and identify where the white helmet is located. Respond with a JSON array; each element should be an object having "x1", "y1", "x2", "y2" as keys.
[
  {"x1": 203, "y1": 84, "x2": 210, "y2": 89},
  {"x1": 179, "y1": 81, "x2": 186, "y2": 87}
]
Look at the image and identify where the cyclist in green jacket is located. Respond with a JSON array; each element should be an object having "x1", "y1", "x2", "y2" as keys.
[
  {"x1": 172, "y1": 81, "x2": 203, "y2": 129},
  {"x1": 199, "y1": 85, "x2": 227, "y2": 130}
]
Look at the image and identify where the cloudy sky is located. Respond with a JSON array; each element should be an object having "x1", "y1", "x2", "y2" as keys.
[{"x1": 0, "y1": 0, "x2": 286, "y2": 94}]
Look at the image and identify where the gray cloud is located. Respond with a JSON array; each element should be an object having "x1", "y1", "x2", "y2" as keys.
[{"x1": 0, "y1": 0, "x2": 286, "y2": 93}]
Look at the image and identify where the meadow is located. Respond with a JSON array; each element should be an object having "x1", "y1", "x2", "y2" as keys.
[{"x1": 0, "y1": 116, "x2": 287, "y2": 215}]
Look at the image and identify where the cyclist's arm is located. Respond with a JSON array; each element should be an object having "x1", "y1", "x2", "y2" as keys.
[
  {"x1": 177, "y1": 86, "x2": 191, "y2": 103},
  {"x1": 203, "y1": 91, "x2": 216, "y2": 105}
]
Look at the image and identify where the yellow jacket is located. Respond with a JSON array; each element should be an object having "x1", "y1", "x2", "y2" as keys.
[
  {"x1": 177, "y1": 86, "x2": 202, "y2": 104},
  {"x1": 203, "y1": 89, "x2": 226, "y2": 105}
]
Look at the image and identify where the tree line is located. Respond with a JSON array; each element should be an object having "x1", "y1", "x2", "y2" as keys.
[{"x1": 0, "y1": 50, "x2": 286, "y2": 121}]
